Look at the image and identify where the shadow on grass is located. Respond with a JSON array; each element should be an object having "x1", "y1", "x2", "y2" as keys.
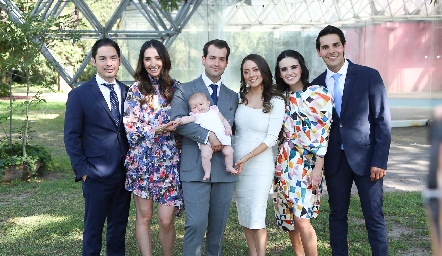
[{"x1": 0, "y1": 175, "x2": 432, "y2": 255}]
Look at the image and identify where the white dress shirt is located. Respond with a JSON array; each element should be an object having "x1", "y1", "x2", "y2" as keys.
[
  {"x1": 202, "y1": 72, "x2": 222, "y2": 98},
  {"x1": 95, "y1": 74, "x2": 122, "y2": 114},
  {"x1": 325, "y1": 59, "x2": 349, "y2": 100}
]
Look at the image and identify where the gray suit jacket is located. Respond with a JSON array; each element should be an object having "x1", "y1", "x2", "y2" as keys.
[{"x1": 171, "y1": 75, "x2": 238, "y2": 182}]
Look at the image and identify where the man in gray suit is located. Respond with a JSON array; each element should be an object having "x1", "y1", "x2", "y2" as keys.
[{"x1": 171, "y1": 39, "x2": 238, "y2": 256}]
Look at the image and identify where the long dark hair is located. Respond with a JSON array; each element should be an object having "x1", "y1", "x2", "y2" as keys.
[
  {"x1": 275, "y1": 50, "x2": 310, "y2": 93},
  {"x1": 239, "y1": 54, "x2": 283, "y2": 113},
  {"x1": 133, "y1": 39, "x2": 174, "y2": 105}
]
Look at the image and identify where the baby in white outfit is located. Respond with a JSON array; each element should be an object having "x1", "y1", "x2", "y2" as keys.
[{"x1": 178, "y1": 93, "x2": 237, "y2": 180}]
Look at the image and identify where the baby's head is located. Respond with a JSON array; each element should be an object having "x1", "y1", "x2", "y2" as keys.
[{"x1": 189, "y1": 93, "x2": 211, "y2": 114}]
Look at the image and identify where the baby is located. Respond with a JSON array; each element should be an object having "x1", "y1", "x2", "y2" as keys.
[{"x1": 178, "y1": 92, "x2": 237, "y2": 180}]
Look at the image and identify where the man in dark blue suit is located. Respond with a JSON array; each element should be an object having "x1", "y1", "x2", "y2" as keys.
[
  {"x1": 64, "y1": 38, "x2": 131, "y2": 256},
  {"x1": 311, "y1": 25, "x2": 391, "y2": 256}
]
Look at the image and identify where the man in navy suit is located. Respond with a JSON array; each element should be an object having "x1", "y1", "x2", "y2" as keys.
[
  {"x1": 311, "y1": 25, "x2": 391, "y2": 256},
  {"x1": 64, "y1": 38, "x2": 131, "y2": 256}
]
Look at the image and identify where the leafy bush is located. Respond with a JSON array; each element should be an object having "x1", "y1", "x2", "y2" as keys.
[
  {"x1": 0, "y1": 143, "x2": 52, "y2": 177},
  {"x1": 0, "y1": 81, "x2": 8, "y2": 98}
]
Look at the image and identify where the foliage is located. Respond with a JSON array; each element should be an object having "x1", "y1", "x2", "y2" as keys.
[
  {"x1": 146, "y1": 0, "x2": 183, "y2": 12},
  {"x1": 0, "y1": 81, "x2": 8, "y2": 98},
  {"x1": 0, "y1": 1, "x2": 81, "y2": 160},
  {"x1": 0, "y1": 143, "x2": 52, "y2": 177},
  {"x1": 0, "y1": 99, "x2": 70, "y2": 174}
]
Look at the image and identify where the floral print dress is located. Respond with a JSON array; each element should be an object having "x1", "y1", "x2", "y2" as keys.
[
  {"x1": 273, "y1": 85, "x2": 333, "y2": 231},
  {"x1": 123, "y1": 77, "x2": 183, "y2": 211}
]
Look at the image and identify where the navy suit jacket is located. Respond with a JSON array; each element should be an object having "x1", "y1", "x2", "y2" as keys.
[
  {"x1": 311, "y1": 60, "x2": 391, "y2": 176},
  {"x1": 64, "y1": 76, "x2": 129, "y2": 182}
]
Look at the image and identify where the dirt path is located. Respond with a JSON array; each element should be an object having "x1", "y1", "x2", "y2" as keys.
[
  {"x1": 385, "y1": 126, "x2": 429, "y2": 193},
  {"x1": 321, "y1": 126, "x2": 430, "y2": 195}
]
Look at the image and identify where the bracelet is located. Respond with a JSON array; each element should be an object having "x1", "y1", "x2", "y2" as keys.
[
  {"x1": 249, "y1": 151, "x2": 255, "y2": 157},
  {"x1": 317, "y1": 155, "x2": 324, "y2": 159},
  {"x1": 158, "y1": 127, "x2": 163, "y2": 133}
]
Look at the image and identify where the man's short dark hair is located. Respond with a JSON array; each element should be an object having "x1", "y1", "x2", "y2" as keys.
[
  {"x1": 202, "y1": 39, "x2": 230, "y2": 60},
  {"x1": 91, "y1": 38, "x2": 121, "y2": 59},
  {"x1": 316, "y1": 25, "x2": 346, "y2": 50}
]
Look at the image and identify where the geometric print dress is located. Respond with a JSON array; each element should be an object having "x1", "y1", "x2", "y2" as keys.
[
  {"x1": 273, "y1": 85, "x2": 333, "y2": 231},
  {"x1": 123, "y1": 77, "x2": 183, "y2": 212}
]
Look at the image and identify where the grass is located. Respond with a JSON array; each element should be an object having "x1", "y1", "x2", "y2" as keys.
[{"x1": 0, "y1": 90, "x2": 433, "y2": 255}]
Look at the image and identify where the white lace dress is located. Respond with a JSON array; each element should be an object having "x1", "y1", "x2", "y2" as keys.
[{"x1": 233, "y1": 97, "x2": 285, "y2": 229}]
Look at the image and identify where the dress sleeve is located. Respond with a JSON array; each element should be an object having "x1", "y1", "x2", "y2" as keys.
[
  {"x1": 123, "y1": 83, "x2": 156, "y2": 147},
  {"x1": 263, "y1": 97, "x2": 285, "y2": 148},
  {"x1": 301, "y1": 85, "x2": 333, "y2": 156}
]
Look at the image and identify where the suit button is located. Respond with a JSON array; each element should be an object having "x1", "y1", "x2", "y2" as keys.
[{"x1": 339, "y1": 124, "x2": 343, "y2": 128}]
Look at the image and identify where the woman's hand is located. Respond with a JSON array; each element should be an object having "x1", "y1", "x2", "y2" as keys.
[
  {"x1": 235, "y1": 152, "x2": 254, "y2": 174},
  {"x1": 234, "y1": 157, "x2": 247, "y2": 174},
  {"x1": 163, "y1": 120, "x2": 181, "y2": 132}
]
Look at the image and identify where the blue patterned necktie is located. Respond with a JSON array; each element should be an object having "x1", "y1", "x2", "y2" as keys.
[
  {"x1": 332, "y1": 73, "x2": 343, "y2": 117},
  {"x1": 209, "y1": 84, "x2": 218, "y2": 105},
  {"x1": 103, "y1": 83, "x2": 120, "y2": 126}
]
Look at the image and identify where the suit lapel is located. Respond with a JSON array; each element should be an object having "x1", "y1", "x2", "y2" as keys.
[
  {"x1": 217, "y1": 83, "x2": 233, "y2": 113},
  {"x1": 341, "y1": 61, "x2": 357, "y2": 116},
  {"x1": 317, "y1": 72, "x2": 327, "y2": 87},
  {"x1": 89, "y1": 77, "x2": 114, "y2": 123},
  {"x1": 192, "y1": 76, "x2": 214, "y2": 105},
  {"x1": 116, "y1": 80, "x2": 127, "y2": 125},
  {"x1": 192, "y1": 76, "x2": 230, "y2": 108}
]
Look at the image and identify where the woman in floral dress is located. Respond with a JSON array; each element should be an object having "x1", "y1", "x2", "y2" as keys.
[
  {"x1": 273, "y1": 50, "x2": 333, "y2": 255},
  {"x1": 123, "y1": 39, "x2": 183, "y2": 256}
]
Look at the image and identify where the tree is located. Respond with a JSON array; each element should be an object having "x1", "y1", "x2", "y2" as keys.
[
  {"x1": 0, "y1": 1, "x2": 80, "y2": 173},
  {"x1": 147, "y1": 0, "x2": 187, "y2": 12}
]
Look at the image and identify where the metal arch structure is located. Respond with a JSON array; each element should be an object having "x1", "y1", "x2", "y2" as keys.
[
  {"x1": 0, "y1": 0, "x2": 203, "y2": 88},
  {"x1": 1, "y1": 0, "x2": 441, "y2": 88},
  {"x1": 222, "y1": 0, "x2": 442, "y2": 29}
]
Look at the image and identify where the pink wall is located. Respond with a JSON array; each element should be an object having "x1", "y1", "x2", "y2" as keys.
[{"x1": 344, "y1": 21, "x2": 442, "y2": 93}]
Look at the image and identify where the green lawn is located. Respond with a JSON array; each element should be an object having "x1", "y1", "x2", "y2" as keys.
[{"x1": 0, "y1": 93, "x2": 432, "y2": 255}]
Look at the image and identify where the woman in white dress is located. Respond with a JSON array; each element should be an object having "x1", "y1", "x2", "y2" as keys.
[{"x1": 233, "y1": 54, "x2": 285, "y2": 256}]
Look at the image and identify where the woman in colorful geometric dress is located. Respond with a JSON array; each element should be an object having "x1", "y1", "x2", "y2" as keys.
[
  {"x1": 273, "y1": 50, "x2": 333, "y2": 256},
  {"x1": 123, "y1": 39, "x2": 183, "y2": 256}
]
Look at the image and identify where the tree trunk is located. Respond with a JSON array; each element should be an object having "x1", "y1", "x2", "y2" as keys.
[{"x1": 22, "y1": 67, "x2": 30, "y2": 157}]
